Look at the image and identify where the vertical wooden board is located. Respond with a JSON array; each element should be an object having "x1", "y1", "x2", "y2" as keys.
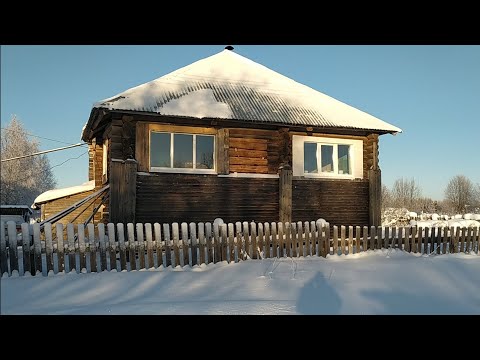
[
  {"x1": 257, "y1": 222, "x2": 264, "y2": 260},
  {"x1": 384, "y1": 226, "x2": 390, "y2": 250},
  {"x1": 362, "y1": 226, "x2": 369, "y2": 252},
  {"x1": 107, "y1": 223, "x2": 117, "y2": 271},
  {"x1": 228, "y1": 223, "x2": 235, "y2": 263},
  {"x1": 376, "y1": 226, "x2": 383, "y2": 250},
  {"x1": 441, "y1": 227, "x2": 448, "y2": 255},
  {"x1": 163, "y1": 224, "x2": 172, "y2": 267},
  {"x1": 127, "y1": 223, "x2": 137, "y2": 270},
  {"x1": 340, "y1": 226, "x2": 346, "y2": 255},
  {"x1": 136, "y1": 223, "x2": 146, "y2": 270},
  {"x1": 396, "y1": 227, "x2": 403, "y2": 251},
  {"x1": 97, "y1": 223, "x2": 107, "y2": 272},
  {"x1": 277, "y1": 222, "x2": 284, "y2": 257},
  {"x1": 242, "y1": 222, "x2": 250, "y2": 260},
  {"x1": 205, "y1": 223, "x2": 212, "y2": 264},
  {"x1": 250, "y1": 222, "x2": 257, "y2": 259},
  {"x1": 436, "y1": 226, "x2": 442, "y2": 254},
  {"x1": 310, "y1": 221, "x2": 317, "y2": 256},
  {"x1": 55, "y1": 223, "x2": 64, "y2": 273},
  {"x1": 297, "y1": 221, "x2": 304, "y2": 257},
  {"x1": 404, "y1": 226, "x2": 410, "y2": 252},
  {"x1": 144, "y1": 223, "x2": 154, "y2": 269},
  {"x1": 234, "y1": 222, "x2": 242, "y2": 262},
  {"x1": 190, "y1": 222, "x2": 198, "y2": 266},
  {"x1": 33, "y1": 223, "x2": 42, "y2": 275},
  {"x1": 348, "y1": 226, "x2": 353, "y2": 255},
  {"x1": 220, "y1": 224, "x2": 228, "y2": 262},
  {"x1": 198, "y1": 223, "x2": 206, "y2": 265},
  {"x1": 22, "y1": 223, "x2": 32, "y2": 274},
  {"x1": 460, "y1": 227, "x2": 467, "y2": 253},
  {"x1": 318, "y1": 223, "x2": 326, "y2": 257},
  {"x1": 304, "y1": 222, "x2": 310, "y2": 257},
  {"x1": 153, "y1": 223, "x2": 163, "y2": 268},
  {"x1": 370, "y1": 226, "x2": 376, "y2": 250},
  {"x1": 0, "y1": 221, "x2": 8, "y2": 276},
  {"x1": 410, "y1": 226, "x2": 417, "y2": 253},
  {"x1": 425, "y1": 227, "x2": 432, "y2": 255},
  {"x1": 77, "y1": 224, "x2": 87, "y2": 272},
  {"x1": 264, "y1": 222, "x2": 271, "y2": 259},
  {"x1": 213, "y1": 223, "x2": 220, "y2": 263},
  {"x1": 271, "y1": 222, "x2": 278, "y2": 258},
  {"x1": 466, "y1": 227, "x2": 472, "y2": 253},
  {"x1": 333, "y1": 226, "x2": 339, "y2": 255},
  {"x1": 290, "y1": 222, "x2": 297, "y2": 258},
  {"x1": 355, "y1": 226, "x2": 361, "y2": 254},
  {"x1": 44, "y1": 223, "x2": 54, "y2": 274},
  {"x1": 7, "y1": 221, "x2": 19, "y2": 274},
  {"x1": 117, "y1": 223, "x2": 127, "y2": 270},
  {"x1": 285, "y1": 222, "x2": 291, "y2": 258},
  {"x1": 67, "y1": 223, "x2": 76, "y2": 272},
  {"x1": 473, "y1": 227, "x2": 479, "y2": 255},
  {"x1": 416, "y1": 227, "x2": 422, "y2": 254},
  {"x1": 391, "y1": 227, "x2": 397, "y2": 249},
  {"x1": 172, "y1": 223, "x2": 181, "y2": 267},
  {"x1": 87, "y1": 224, "x2": 97, "y2": 273},
  {"x1": 181, "y1": 222, "x2": 189, "y2": 267}
]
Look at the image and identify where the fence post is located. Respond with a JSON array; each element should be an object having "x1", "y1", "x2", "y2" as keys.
[
  {"x1": 279, "y1": 165, "x2": 292, "y2": 223},
  {"x1": 368, "y1": 168, "x2": 381, "y2": 227},
  {"x1": 110, "y1": 159, "x2": 137, "y2": 224},
  {"x1": 0, "y1": 221, "x2": 8, "y2": 276},
  {"x1": 7, "y1": 221, "x2": 18, "y2": 275}
]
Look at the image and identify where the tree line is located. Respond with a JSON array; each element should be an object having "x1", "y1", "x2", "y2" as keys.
[{"x1": 382, "y1": 176, "x2": 480, "y2": 215}]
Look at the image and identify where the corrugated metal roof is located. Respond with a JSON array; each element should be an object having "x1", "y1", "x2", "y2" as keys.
[{"x1": 91, "y1": 49, "x2": 402, "y2": 134}]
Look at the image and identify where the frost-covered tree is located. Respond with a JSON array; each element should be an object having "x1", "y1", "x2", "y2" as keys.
[
  {"x1": 381, "y1": 184, "x2": 393, "y2": 210},
  {"x1": 1, "y1": 116, "x2": 56, "y2": 205},
  {"x1": 444, "y1": 175, "x2": 475, "y2": 214},
  {"x1": 391, "y1": 177, "x2": 422, "y2": 210}
]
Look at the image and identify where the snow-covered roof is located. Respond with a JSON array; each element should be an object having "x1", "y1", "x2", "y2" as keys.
[
  {"x1": 0, "y1": 205, "x2": 33, "y2": 214},
  {"x1": 32, "y1": 180, "x2": 95, "y2": 209},
  {"x1": 83, "y1": 48, "x2": 401, "y2": 139}
]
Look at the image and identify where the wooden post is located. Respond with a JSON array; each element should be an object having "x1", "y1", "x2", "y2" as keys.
[
  {"x1": 44, "y1": 223, "x2": 53, "y2": 273},
  {"x1": 163, "y1": 223, "x2": 172, "y2": 267},
  {"x1": 67, "y1": 223, "x2": 76, "y2": 273},
  {"x1": 355, "y1": 226, "x2": 360, "y2": 254},
  {"x1": 107, "y1": 223, "x2": 117, "y2": 271},
  {"x1": 136, "y1": 223, "x2": 146, "y2": 270},
  {"x1": 340, "y1": 226, "x2": 346, "y2": 255},
  {"x1": 198, "y1": 223, "x2": 205, "y2": 265},
  {"x1": 117, "y1": 223, "x2": 127, "y2": 270},
  {"x1": 279, "y1": 165, "x2": 292, "y2": 223},
  {"x1": 127, "y1": 223, "x2": 137, "y2": 270},
  {"x1": 97, "y1": 223, "x2": 107, "y2": 271},
  {"x1": 55, "y1": 223, "x2": 64, "y2": 273},
  {"x1": 0, "y1": 221, "x2": 8, "y2": 276},
  {"x1": 145, "y1": 223, "x2": 154, "y2": 269},
  {"x1": 22, "y1": 223, "x2": 32, "y2": 274},
  {"x1": 368, "y1": 168, "x2": 381, "y2": 227},
  {"x1": 333, "y1": 226, "x2": 338, "y2": 255},
  {"x1": 87, "y1": 223, "x2": 97, "y2": 273},
  {"x1": 370, "y1": 225, "x2": 376, "y2": 250},
  {"x1": 77, "y1": 224, "x2": 87, "y2": 272},
  {"x1": 404, "y1": 226, "x2": 410, "y2": 252},
  {"x1": 154, "y1": 223, "x2": 163, "y2": 268},
  {"x1": 384, "y1": 226, "x2": 390, "y2": 250},
  {"x1": 110, "y1": 159, "x2": 137, "y2": 224},
  {"x1": 32, "y1": 223, "x2": 42, "y2": 275},
  {"x1": 7, "y1": 221, "x2": 18, "y2": 274},
  {"x1": 348, "y1": 226, "x2": 354, "y2": 255},
  {"x1": 377, "y1": 226, "x2": 383, "y2": 250},
  {"x1": 362, "y1": 226, "x2": 369, "y2": 251}
]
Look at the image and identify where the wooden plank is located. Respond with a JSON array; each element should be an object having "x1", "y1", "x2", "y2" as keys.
[
  {"x1": 163, "y1": 224, "x2": 175, "y2": 267},
  {"x1": 220, "y1": 224, "x2": 228, "y2": 262},
  {"x1": 404, "y1": 226, "x2": 410, "y2": 252},
  {"x1": 291, "y1": 222, "x2": 297, "y2": 258},
  {"x1": 229, "y1": 148, "x2": 267, "y2": 158},
  {"x1": 213, "y1": 223, "x2": 221, "y2": 263},
  {"x1": 424, "y1": 227, "x2": 430, "y2": 255},
  {"x1": 271, "y1": 222, "x2": 278, "y2": 258},
  {"x1": 229, "y1": 157, "x2": 268, "y2": 166},
  {"x1": 172, "y1": 223, "x2": 181, "y2": 267},
  {"x1": 333, "y1": 226, "x2": 338, "y2": 255},
  {"x1": 228, "y1": 223, "x2": 235, "y2": 263},
  {"x1": 370, "y1": 226, "x2": 376, "y2": 250},
  {"x1": 229, "y1": 164, "x2": 269, "y2": 174},
  {"x1": 96, "y1": 223, "x2": 107, "y2": 271},
  {"x1": 474, "y1": 227, "x2": 479, "y2": 255},
  {"x1": 459, "y1": 227, "x2": 467, "y2": 253},
  {"x1": 32, "y1": 223, "x2": 42, "y2": 275},
  {"x1": 277, "y1": 222, "x2": 284, "y2": 257},
  {"x1": 7, "y1": 221, "x2": 18, "y2": 274},
  {"x1": 315, "y1": 221, "x2": 322, "y2": 256},
  {"x1": 355, "y1": 226, "x2": 361, "y2": 254},
  {"x1": 55, "y1": 223, "x2": 64, "y2": 273},
  {"x1": 66, "y1": 223, "x2": 76, "y2": 273},
  {"x1": 44, "y1": 223, "x2": 54, "y2": 274},
  {"x1": 117, "y1": 223, "x2": 127, "y2": 270},
  {"x1": 242, "y1": 222, "x2": 250, "y2": 260},
  {"x1": 465, "y1": 227, "x2": 472, "y2": 254},
  {"x1": 297, "y1": 221, "x2": 304, "y2": 257},
  {"x1": 285, "y1": 222, "x2": 292, "y2": 258},
  {"x1": 87, "y1": 224, "x2": 97, "y2": 273},
  {"x1": 416, "y1": 226, "x2": 422, "y2": 254},
  {"x1": 452, "y1": 226, "x2": 459, "y2": 253},
  {"x1": 391, "y1": 227, "x2": 397, "y2": 249},
  {"x1": 348, "y1": 226, "x2": 353, "y2": 255},
  {"x1": 431, "y1": 227, "x2": 438, "y2": 254},
  {"x1": 377, "y1": 226, "x2": 382, "y2": 250},
  {"x1": 441, "y1": 227, "x2": 448, "y2": 255},
  {"x1": 0, "y1": 221, "x2": 8, "y2": 276},
  {"x1": 145, "y1": 223, "x2": 154, "y2": 269},
  {"x1": 22, "y1": 223, "x2": 32, "y2": 274},
  {"x1": 205, "y1": 223, "x2": 212, "y2": 264},
  {"x1": 279, "y1": 167, "x2": 292, "y2": 223},
  {"x1": 436, "y1": 226, "x2": 442, "y2": 255},
  {"x1": 264, "y1": 222, "x2": 271, "y2": 259},
  {"x1": 198, "y1": 223, "x2": 206, "y2": 265},
  {"x1": 310, "y1": 221, "x2": 317, "y2": 256},
  {"x1": 304, "y1": 221, "x2": 310, "y2": 257},
  {"x1": 250, "y1": 222, "x2": 257, "y2": 259},
  {"x1": 410, "y1": 226, "x2": 417, "y2": 253},
  {"x1": 163, "y1": 223, "x2": 172, "y2": 267},
  {"x1": 181, "y1": 222, "x2": 189, "y2": 267},
  {"x1": 384, "y1": 226, "x2": 390, "y2": 250},
  {"x1": 127, "y1": 223, "x2": 137, "y2": 270},
  {"x1": 324, "y1": 224, "x2": 331, "y2": 257},
  {"x1": 107, "y1": 223, "x2": 117, "y2": 271},
  {"x1": 396, "y1": 226, "x2": 402, "y2": 251},
  {"x1": 235, "y1": 222, "x2": 243, "y2": 262},
  {"x1": 149, "y1": 123, "x2": 217, "y2": 135},
  {"x1": 257, "y1": 222, "x2": 264, "y2": 259},
  {"x1": 229, "y1": 137, "x2": 267, "y2": 151},
  {"x1": 362, "y1": 226, "x2": 369, "y2": 252},
  {"x1": 77, "y1": 224, "x2": 87, "y2": 272},
  {"x1": 340, "y1": 226, "x2": 346, "y2": 255},
  {"x1": 153, "y1": 223, "x2": 163, "y2": 268},
  {"x1": 190, "y1": 222, "x2": 198, "y2": 266},
  {"x1": 136, "y1": 223, "x2": 146, "y2": 270}
]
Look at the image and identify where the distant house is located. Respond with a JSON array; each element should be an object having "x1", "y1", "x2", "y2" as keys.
[
  {"x1": 0, "y1": 205, "x2": 34, "y2": 225},
  {"x1": 35, "y1": 47, "x2": 401, "y2": 227}
]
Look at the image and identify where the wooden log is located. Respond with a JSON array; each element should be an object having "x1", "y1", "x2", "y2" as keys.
[
  {"x1": 172, "y1": 223, "x2": 181, "y2": 267},
  {"x1": 136, "y1": 223, "x2": 146, "y2": 270},
  {"x1": 87, "y1": 223, "x2": 97, "y2": 273},
  {"x1": 304, "y1": 221, "x2": 310, "y2": 257},
  {"x1": 370, "y1": 225, "x2": 376, "y2": 250},
  {"x1": 333, "y1": 226, "x2": 338, "y2": 255},
  {"x1": 205, "y1": 222, "x2": 212, "y2": 264},
  {"x1": 32, "y1": 223, "x2": 42, "y2": 275},
  {"x1": 0, "y1": 221, "x2": 8, "y2": 276},
  {"x1": 55, "y1": 223, "x2": 64, "y2": 273},
  {"x1": 7, "y1": 221, "x2": 18, "y2": 274},
  {"x1": 235, "y1": 222, "x2": 243, "y2": 262},
  {"x1": 22, "y1": 223, "x2": 33, "y2": 274},
  {"x1": 340, "y1": 226, "x2": 346, "y2": 255},
  {"x1": 277, "y1": 222, "x2": 284, "y2": 257},
  {"x1": 107, "y1": 223, "x2": 117, "y2": 271},
  {"x1": 242, "y1": 222, "x2": 250, "y2": 260},
  {"x1": 271, "y1": 222, "x2": 278, "y2": 258},
  {"x1": 363, "y1": 226, "x2": 369, "y2": 251},
  {"x1": 220, "y1": 224, "x2": 228, "y2": 262},
  {"x1": 67, "y1": 223, "x2": 76, "y2": 273},
  {"x1": 44, "y1": 223, "x2": 53, "y2": 274},
  {"x1": 127, "y1": 223, "x2": 137, "y2": 270},
  {"x1": 228, "y1": 223, "x2": 235, "y2": 263},
  {"x1": 153, "y1": 223, "x2": 163, "y2": 268},
  {"x1": 264, "y1": 222, "x2": 271, "y2": 259},
  {"x1": 77, "y1": 224, "x2": 87, "y2": 272},
  {"x1": 198, "y1": 223, "x2": 206, "y2": 265},
  {"x1": 163, "y1": 223, "x2": 172, "y2": 267},
  {"x1": 181, "y1": 222, "x2": 189, "y2": 266},
  {"x1": 190, "y1": 222, "x2": 198, "y2": 266},
  {"x1": 290, "y1": 222, "x2": 297, "y2": 258},
  {"x1": 348, "y1": 226, "x2": 354, "y2": 255},
  {"x1": 117, "y1": 223, "x2": 127, "y2": 270},
  {"x1": 285, "y1": 222, "x2": 292, "y2": 258},
  {"x1": 213, "y1": 223, "x2": 220, "y2": 263},
  {"x1": 145, "y1": 223, "x2": 154, "y2": 269}
]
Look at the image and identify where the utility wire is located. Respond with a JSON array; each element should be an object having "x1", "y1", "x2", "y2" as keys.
[
  {"x1": 1, "y1": 127, "x2": 88, "y2": 148},
  {"x1": 1, "y1": 143, "x2": 87, "y2": 162}
]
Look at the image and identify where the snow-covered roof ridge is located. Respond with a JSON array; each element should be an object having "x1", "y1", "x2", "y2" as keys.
[
  {"x1": 32, "y1": 180, "x2": 95, "y2": 208},
  {"x1": 89, "y1": 49, "x2": 402, "y2": 134}
]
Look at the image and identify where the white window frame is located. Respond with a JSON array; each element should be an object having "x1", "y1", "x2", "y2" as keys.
[
  {"x1": 292, "y1": 135, "x2": 363, "y2": 179},
  {"x1": 149, "y1": 131, "x2": 216, "y2": 174}
]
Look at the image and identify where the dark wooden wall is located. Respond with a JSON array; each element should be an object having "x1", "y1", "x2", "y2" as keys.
[
  {"x1": 135, "y1": 173, "x2": 279, "y2": 225},
  {"x1": 292, "y1": 178, "x2": 369, "y2": 227}
]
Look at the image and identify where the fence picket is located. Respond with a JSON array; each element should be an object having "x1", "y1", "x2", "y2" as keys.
[
  {"x1": 154, "y1": 223, "x2": 163, "y2": 268},
  {"x1": 264, "y1": 222, "x2": 271, "y2": 259},
  {"x1": 163, "y1": 223, "x2": 172, "y2": 267},
  {"x1": 354, "y1": 226, "x2": 360, "y2": 254},
  {"x1": 324, "y1": 223, "x2": 330, "y2": 256},
  {"x1": 377, "y1": 226, "x2": 383, "y2": 250},
  {"x1": 7, "y1": 221, "x2": 18, "y2": 275},
  {"x1": 221, "y1": 224, "x2": 228, "y2": 262},
  {"x1": 136, "y1": 223, "x2": 146, "y2": 270},
  {"x1": 441, "y1": 227, "x2": 448, "y2": 254},
  {"x1": 304, "y1": 222, "x2": 310, "y2": 257},
  {"x1": 340, "y1": 226, "x2": 346, "y2": 255},
  {"x1": 205, "y1": 223, "x2": 212, "y2": 263},
  {"x1": 0, "y1": 221, "x2": 8, "y2": 276},
  {"x1": 404, "y1": 226, "x2": 410, "y2": 252},
  {"x1": 333, "y1": 226, "x2": 338, "y2": 255},
  {"x1": 181, "y1": 222, "x2": 189, "y2": 267},
  {"x1": 362, "y1": 226, "x2": 368, "y2": 251},
  {"x1": 370, "y1": 226, "x2": 376, "y2": 250},
  {"x1": 78, "y1": 224, "x2": 87, "y2": 272},
  {"x1": 66, "y1": 224, "x2": 76, "y2": 272},
  {"x1": 107, "y1": 223, "x2": 117, "y2": 271},
  {"x1": 242, "y1": 222, "x2": 250, "y2": 259},
  {"x1": 32, "y1": 223, "x2": 42, "y2": 275},
  {"x1": 172, "y1": 223, "x2": 180, "y2": 267},
  {"x1": 228, "y1": 223, "x2": 235, "y2": 263},
  {"x1": 391, "y1": 227, "x2": 396, "y2": 249},
  {"x1": 190, "y1": 222, "x2": 198, "y2": 266},
  {"x1": 435, "y1": 226, "x2": 442, "y2": 254},
  {"x1": 285, "y1": 222, "x2": 291, "y2": 258},
  {"x1": 22, "y1": 223, "x2": 32, "y2": 274},
  {"x1": 474, "y1": 227, "x2": 479, "y2": 255},
  {"x1": 213, "y1": 223, "x2": 220, "y2": 263},
  {"x1": 277, "y1": 222, "x2": 284, "y2": 257},
  {"x1": 271, "y1": 222, "x2": 278, "y2": 258},
  {"x1": 290, "y1": 222, "x2": 297, "y2": 258},
  {"x1": 466, "y1": 227, "x2": 472, "y2": 254},
  {"x1": 97, "y1": 223, "x2": 107, "y2": 271},
  {"x1": 250, "y1": 222, "x2": 257, "y2": 259},
  {"x1": 416, "y1": 226, "x2": 423, "y2": 254},
  {"x1": 198, "y1": 223, "x2": 206, "y2": 265},
  {"x1": 117, "y1": 223, "x2": 127, "y2": 270},
  {"x1": 384, "y1": 226, "x2": 390, "y2": 250},
  {"x1": 257, "y1": 222, "x2": 264, "y2": 260},
  {"x1": 397, "y1": 227, "x2": 403, "y2": 251},
  {"x1": 424, "y1": 227, "x2": 430, "y2": 255},
  {"x1": 310, "y1": 221, "x2": 317, "y2": 256},
  {"x1": 127, "y1": 223, "x2": 137, "y2": 270},
  {"x1": 348, "y1": 226, "x2": 353, "y2": 255},
  {"x1": 297, "y1": 221, "x2": 304, "y2": 257},
  {"x1": 87, "y1": 224, "x2": 97, "y2": 273},
  {"x1": 145, "y1": 223, "x2": 154, "y2": 269},
  {"x1": 44, "y1": 223, "x2": 53, "y2": 273},
  {"x1": 55, "y1": 223, "x2": 64, "y2": 273}
]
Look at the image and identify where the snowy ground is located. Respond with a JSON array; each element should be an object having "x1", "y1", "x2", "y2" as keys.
[{"x1": 2, "y1": 250, "x2": 479, "y2": 315}]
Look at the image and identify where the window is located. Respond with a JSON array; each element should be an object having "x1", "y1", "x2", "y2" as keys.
[
  {"x1": 293, "y1": 135, "x2": 363, "y2": 178},
  {"x1": 150, "y1": 131, "x2": 215, "y2": 173},
  {"x1": 102, "y1": 139, "x2": 109, "y2": 183}
]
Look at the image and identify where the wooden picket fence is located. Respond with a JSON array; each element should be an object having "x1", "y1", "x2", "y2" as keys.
[{"x1": 1, "y1": 220, "x2": 479, "y2": 277}]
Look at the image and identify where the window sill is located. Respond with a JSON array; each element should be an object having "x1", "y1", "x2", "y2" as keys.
[
  {"x1": 296, "y1": 174, "x2": 361, "y2": 180},
  {"x1": 150, "y1": 167, "x2": 217, "y2": 175}
]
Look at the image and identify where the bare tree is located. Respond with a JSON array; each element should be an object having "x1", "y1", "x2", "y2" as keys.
[
  {"x1": 391, "y1": 177, "x2": 422, "y2": 210},
  {"x1": 1, "y1": 116, "x2": 56, "y2": 205},
  {"x1": 444, "y1": 175, "x2": 475, "y2": 213},
  {"x1": 381, "y1": 184, "x2": 393, "y2": 211}
]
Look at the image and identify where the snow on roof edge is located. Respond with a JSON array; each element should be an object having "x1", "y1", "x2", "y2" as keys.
[{"x1": 32, "y1": 180, "x2": 96, "y2": 209}]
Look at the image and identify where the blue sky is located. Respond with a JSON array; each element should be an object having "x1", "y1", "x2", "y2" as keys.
[{"x1": 1, "y1": 45, "x2": 479, "y2": 201}]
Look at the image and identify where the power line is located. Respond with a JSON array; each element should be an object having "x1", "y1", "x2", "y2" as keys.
[
  {"x1": 1, "y1": 143, "x2": 87, "y2": 162},
  {"x1": 1, "y1": 127, "x2": 88, "y2": 148}
]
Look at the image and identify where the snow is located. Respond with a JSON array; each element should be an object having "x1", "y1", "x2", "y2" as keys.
[
  {"x1": 2, "y1": 250, "x2": 479, "y2": 314},
  {"x1": 0, "y1": 205, "x2": 33, "y2": 212},
  {"x1": 32, "y1": 180, "x2": 95, "y2": 208}
]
